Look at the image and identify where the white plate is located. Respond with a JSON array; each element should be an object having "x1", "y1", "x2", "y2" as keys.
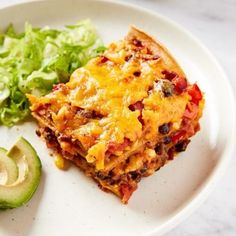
[{"x1": 0, "y1": 1, "x2": 235, "y2": 236}]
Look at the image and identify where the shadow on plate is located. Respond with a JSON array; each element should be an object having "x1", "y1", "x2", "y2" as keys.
[
  {"x1": 0, "y1": 170, "x2": 46, "y2": 236},
  {"x1": 127, "y1": 133, "x2": 220, "y2": 220}
]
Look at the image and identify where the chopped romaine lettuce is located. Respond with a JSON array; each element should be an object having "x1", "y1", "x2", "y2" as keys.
[{"x1": 0, "y1": 20, "x2": 105, "y2": 126}]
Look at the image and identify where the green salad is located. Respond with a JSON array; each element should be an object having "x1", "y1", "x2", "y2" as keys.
[{"x1": 0, "y1": 20, "x2": 105, "y2": 126}]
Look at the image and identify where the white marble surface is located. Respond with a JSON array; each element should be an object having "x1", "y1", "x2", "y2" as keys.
[{"x1": 0, "y1": 0, "x2": 236, "y2": 236}]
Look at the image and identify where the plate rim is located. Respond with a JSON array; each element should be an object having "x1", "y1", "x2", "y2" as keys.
[{"x1": 0, "y1": 0, "x2": 235, "y2": 235}]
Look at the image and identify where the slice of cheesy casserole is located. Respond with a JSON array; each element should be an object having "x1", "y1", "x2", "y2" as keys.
[{"x1": 28, "y1": 27, "x2": 204, "y2": 203}]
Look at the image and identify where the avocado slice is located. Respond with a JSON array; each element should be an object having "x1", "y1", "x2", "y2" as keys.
[
  {"x1": 0, "y1": 148, "x2": 18, "y2": 185},
  {"x1": 0, "y1": 137, "x2": 42, "y2": 209}
]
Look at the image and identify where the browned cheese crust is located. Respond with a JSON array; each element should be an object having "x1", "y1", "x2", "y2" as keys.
[{"x1": 28, "y1": 27, "x2": 204, "y2": 203}]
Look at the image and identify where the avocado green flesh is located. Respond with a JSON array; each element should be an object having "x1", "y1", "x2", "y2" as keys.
[
  {"x1": 0, "y1": 148, "x2": 18, "y2": 185},
  {"x1": 0, "y1": 137, "x2": 42, "y2": 209}
]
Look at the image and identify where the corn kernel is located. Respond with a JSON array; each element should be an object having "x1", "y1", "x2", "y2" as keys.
[
  {"x1": 172, "y1": 121, "x2": 181, "y2": 130},
  {"x1": 54, "y1": 155, "x2": 65, "y2": 170},
  {"x1": 145, "y1": 148, "x2": 156, "y2": 159}
]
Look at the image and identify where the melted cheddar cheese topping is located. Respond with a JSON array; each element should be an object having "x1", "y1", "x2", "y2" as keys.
[{"x1": 29, "y1": 38, "x2": 190, "y2": 170}]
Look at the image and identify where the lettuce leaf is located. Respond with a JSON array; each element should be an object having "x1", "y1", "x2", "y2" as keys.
[{"x1": 0, "y1": 20, "x2": 105, "y2": 126}]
